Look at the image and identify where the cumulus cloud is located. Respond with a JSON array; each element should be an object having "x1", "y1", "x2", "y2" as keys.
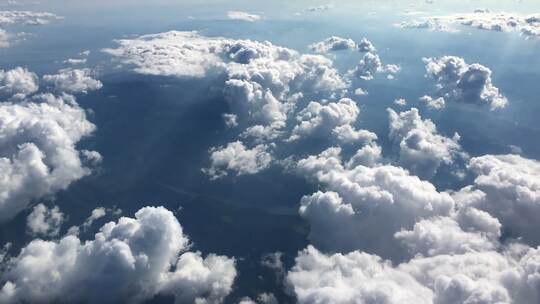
[
  {"x1": 388, "y1": 107, "x2": 465, "y2": 177},
  {"x1": 399, "y1": 11, "x2": 540, "y2": 38},
  {"x1": 295, "y1": 146, "x2": 455, "y2": 257},
  {"x1": 286, "y1": 245, "x2": 433, "y2": 304},
  {"x1": 309, "y1": 36, "x2": 357, "y2": 53},
  {"x1": 26, "y1": 204, "x2": 65, "y2": 238},
  {"x1": 105, "y1": 31, "x2": 350, "y2": 175},
  {"x1": 349, "y1": 52, "x2": 400, "y2": 80},
  {"x1": 423, "y1": 56, "x2": 507, "y2": 110},
  {"x1": 289, "y1": 98, "x2": 361, "y2": 141},
  {"x1": 42, "y1": 68, "x2": 103, "y2": 94},
  {"x1": 203, "y1": 141, "x2": 272, "y2": 179},
  {"x1": 0, "y1": 93, "x2": 99, "y2": 223},
  {"x1": 0, "y1": 206, "x2": 237, "y2": 304},
  {"x1": 227, "y1": 11, "x2": 261, "y2": 22},
  {"x1": 453, "y1": 154, "x2": 540, "y2": 246},
  {"x1": 0, "y1": 67, "x2": 39, "y2": 99},
  {"x1": 287, "y1": 244, "x2": 540, "y2": 304},
  {"x1": 420, "y1": 95, "x2": 445, "y2": 110}
]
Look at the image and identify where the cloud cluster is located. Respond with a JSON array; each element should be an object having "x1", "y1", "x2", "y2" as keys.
[
  {"x1": 227, "y1": 11, "x2": 261, "y2": 22},
  {"x1": 26, "y1": 204, "x2": 65, "y2": 238},
  {"x1": 388, "y1": 107, "x2": 465, "y2": 177},
  {"x1": 349, "y1": 52, "x2": 400, "y2": 80},
  {"x1": 454, "y1": 154, "x2": 540, "y2": 245},
  {"x1": 0, "y1": 67, "x2": 102, "y2": 223},
  {"x1": 105, "y1": 31, "x2": 352, "y2": 177},
  {"x1": 286, "y1": 243, "x2": 540, "y2": 304},
  {"x1": 288, "y1": 98, "x2": 375, "y2": 144},
  {"x1": 295, "y1": 146, "x2": 456, "y2": 257},
  {"x1": 398, "y1": 11, "x2": 540, "y2": 38},
  {"x1": 0, "y1": 67, "x2": 38, "y2": 99},
  {"x1": 288, "y1": 145, "x2": 540, "y2": 303},
  {"x1": 1, "y1": 206, "x2": 237, "y2": 304},
  {"x1": 43, "y1": 68, "x2": 103, "y2": 94},
  {"x1": 203, "y1": 141, "x2": 273, "y2": 179},
  {"x1": 0, "y1": 93, "x2": 98, "y2": 222},
  {"x1": 309, "y1": 36, "x2": 375, "y2": 54},
  {"x1": 423, "y1": 56, "x2": 507, "y2": 110}
]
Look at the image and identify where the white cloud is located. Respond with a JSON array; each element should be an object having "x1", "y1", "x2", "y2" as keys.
[
  {"x1": 105, "y1": 31, "x2": 347, "y2": 145},
  {"x1": 43, "y1": 68, "x2": 103, "y2": 94},
  {"x1": 296, "y1": 147, "x2": 455, "y2": 257},
  {"x1": 0, "y1": 206, "x2": 237, "y2": 304},
  {"x1": 349, "y1": 52, "x2": 400, "y2": 80},
  {"x1": 309, "y1": 36, "x2": 357, "y2": 53},
  {"x1": 388, "y1": 108, "x2": 465, "y2": 177},
  {"x1": 203, "y1": 141, "x2": 272, "y2": 179},
  {"x1": 454, "y1": 154, "x2": 540, "y2": 246},
  {"x1": 399, "y1": 11, "x2": 540, "y2": 39},
  {"x1": 424, "y1": 56, "x2": 507, "y2": 110},
  {"x1": 0, "y1": 67, "x2": 39, "y2": 99},
  {"x1": 420, "y1": 95, "x2": 445, "y2": 110},
  {"x1": 0, "y1": 93, "x2": 99, "y2": 223},
  {"x1": 286, "y1": 245, "x2": 434, "y2": 304},
  {"x1": 227, "y1": 11, "x2": 261, "y2": 22},
  {"x1": 26, "y1": 204, "x2": 65, "y2": 238},
  {"x1": 287, "y1": 242, "x2": 540, "y2": 304},
  {"x1": 288, "y1": 98, "x2": 360, "y2": 141},
  {"x1": 354, "y1": 87, "x2": 368, "y2": 96}
]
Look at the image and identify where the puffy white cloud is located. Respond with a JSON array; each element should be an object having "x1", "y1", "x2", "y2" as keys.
[
  {"x1": 0, "y1": 93, "x2": 99, "y2": 222},
  {"x1": 227, "y1": 11, "x2": 261, "y2": 22},
  {"x1": 454, "y1": 154, "x2": 540, "y2": 246},
  {"x1": 354, "y1": 87, "x2": 368, "y2": 96},
  {"x1": 420, "y1": 95, "x2": 445, "y2": 110},
  {"x1": 399, "y1": 11, "x2": 540, "y2": 38},
  {"x1": 423, "y1": 56, "x2": 507, "y2": 110},
  {"x1": 0, "y1": 206, "x2": 237, "y2": 304},
  {"x1": 288, "y1": 98, "x2": 362, "y2": 142},
  {"x1": 332, "y1": 124, "x2": 377, "y2": 145},
  {"x1": 296, "y1": 147, "x2": 455, "y2": 257},
  {"x1": 388, "y1": 108, "x2": 465, "y2": 177},
  {"x1": 203, "y1": 141, "x2": 272, "y2": 179},
  {"x1": 286, "y1": 245, "x2": 434, "y2": 304},
  {"x1": 350, "y1": 52, "x2": 400, "y2": 80},
  {"x1": 394, "y1": 216, "x2": 497, "y2": 257},
  {"x1": 26, "y1": 204, "x2": 64, "y2": 238},
  {"x1": 309, "y1": 36, "x2": 357, "y2": 53},
  {"x1": 42, "y1": 68, "x2": 103, "y2": 94},
  {"x1": 287, "y1": 242, "x2": 540, "y2": 304},
  {"x1": 105, "y1": 31, "x2": 348, "y2": 147},
  {"x1": 0, "y1": 67, "x2": 39, "y2": 99}
]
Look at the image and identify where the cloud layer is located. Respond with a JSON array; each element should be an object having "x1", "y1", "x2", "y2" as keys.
[{"x1": 1, "y1": 206, "x2": 237, "y2": 304}]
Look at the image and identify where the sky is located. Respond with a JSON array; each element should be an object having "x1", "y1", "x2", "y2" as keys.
[{"x1": 0, "y1": 0, "x2": 540, "y2": 303}]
